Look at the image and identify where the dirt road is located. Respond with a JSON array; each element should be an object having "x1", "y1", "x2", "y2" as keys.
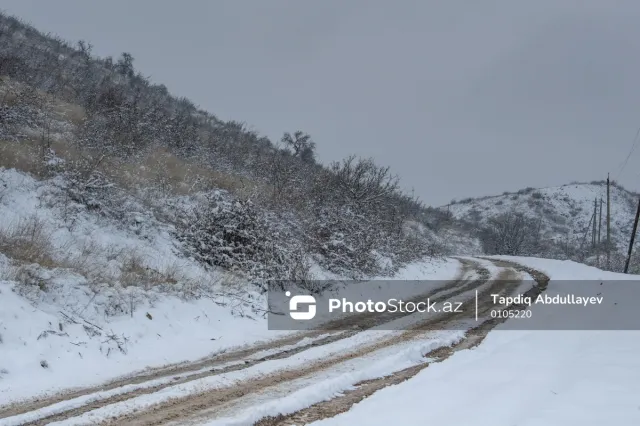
[{"x1": 0, "y1": 257, "x2": 548, "y2": 426}]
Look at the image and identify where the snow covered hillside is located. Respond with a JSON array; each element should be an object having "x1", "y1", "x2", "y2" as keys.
[
  {"x1": 0, "y1": 165, "x2": 460, "y2": 405},
  {"x1": 446, "y1": 182, "x2": 640, "y2": 268}
]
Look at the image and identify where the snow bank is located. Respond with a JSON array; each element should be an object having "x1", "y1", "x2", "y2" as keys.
[{"x1": 0, "y1": 276, "x2": 294, "y2": 404}]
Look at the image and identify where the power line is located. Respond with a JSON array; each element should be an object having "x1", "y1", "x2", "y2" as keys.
[{"x1": 615, "y1": 126, "x2": 640, "y2": 181}]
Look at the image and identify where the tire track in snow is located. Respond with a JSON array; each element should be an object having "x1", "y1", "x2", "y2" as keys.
[
  {"x1": 253, "y1": 258, "x2": 550, "y2": 426},
  {"x1": 76, "y1": 262, "x2": 512, "y2": 426},
  {"x1": 1, "y1": 259, "x2": 481, "y2": 425}
]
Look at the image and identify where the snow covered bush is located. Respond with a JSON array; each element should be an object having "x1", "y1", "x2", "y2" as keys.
[
  {"x1": 175, "y1": 192, "x2": 298, "y2": 281},
  {"x1": 479, "y1": 211, "x2": 542, "y2": 256},
  {"x1": 0, "y1": 83, "x2": 42, "y2": 141},
  {"x1": 305, "y1": 205, "x2": 383, "y2": 278}
]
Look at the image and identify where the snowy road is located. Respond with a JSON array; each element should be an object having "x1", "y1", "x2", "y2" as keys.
[{"x1": 0, "y1": 257, "x2": 545, "y2": 426}]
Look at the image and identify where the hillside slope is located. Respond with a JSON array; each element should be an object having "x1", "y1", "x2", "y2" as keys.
[
  {"x1": 0, "y1": 10, "x2": 465, "y2": 282},
  {"x1": 446, "y1": 182, "x2": 640, "y2": 270}
]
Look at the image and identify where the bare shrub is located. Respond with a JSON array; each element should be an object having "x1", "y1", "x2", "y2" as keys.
[
  {"x1": 331, "y1": 155, "x2": 399, "y2": 207},
  {"x1": 0, "y1": 215, "x2": 55, "y2": 266},
  {"x1": 280, "y1": 252, "x2": 323, "y2": 293},
  {"x1": 479, "y1": 212, "x2": 542, "y2": 256},
  {"x1": 531, "y1": 191, "x2": 543, "y2": 199},
  {"x1": 118, "y1": 250, "x2": 196, "y2": 291},
  {"x1": 305, "y1": 205, "x2": 383, "y2": 277},
  {"x1": 119, "y1": 251, "x2": 156, "y2": 289}
]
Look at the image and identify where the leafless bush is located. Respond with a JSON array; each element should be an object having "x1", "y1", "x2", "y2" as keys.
[
  {"x1": 59, "y1": 239, "x2": 114, "y2": 285},
  {"x1": 119, "y1": 251, "x2": 157, "y2": 289},
  {"x1": 0, "y1": 215, "x2": 54, "y2": 266},
  {"x1": 531, "y1": 191, "x2": 544, "y2": 199},
  {"x1": 330, "y1": 155, "x2": 399, "y2": 207},
  {"x1": 175, "y1": 193, "x2": 299, "y2": 281},
  {"x1": 118, "y1": 250, "x2": 198, "y2": 292},
  {"x1": 479, "y1": 211, "x2": 542, "y2": 256}
]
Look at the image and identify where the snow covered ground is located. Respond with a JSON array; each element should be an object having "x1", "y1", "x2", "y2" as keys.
[
  {"x1": 310, "y1": 257, "x2": 640, "y2": 426},
  {"x1": 4, "y1": 244, "x2": 635, "y2": 425},
  {"x1": 4, "y1": 161, "x2": 637, "y2": 426},
  {"x1": 0, "y1": 167, "x2": 463, "y2": 406},
  {"x1": 0, "y1": 257, "x2": 460, "y2": 405}
]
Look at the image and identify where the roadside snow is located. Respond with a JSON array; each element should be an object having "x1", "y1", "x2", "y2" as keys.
[
  {"x1": 0, "y1": 256, "x2": 460, "y2": 406},
  {"x1": 310, "y1": 257, "x2": 640, "y2": 426},
  {"x1": 0, "y1": 279, "x2": 293, "y2": 405}
]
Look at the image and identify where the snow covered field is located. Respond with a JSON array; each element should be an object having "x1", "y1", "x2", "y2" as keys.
[{"x1": 310, "y1": 257, "x2": 640, "y2": 426}]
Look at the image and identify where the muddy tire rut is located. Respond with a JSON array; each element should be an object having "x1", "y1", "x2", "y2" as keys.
[
  {"x1": 255, "y1": 258, "x2": 550, "y2": 426},
  {"x1": 93, "y1": 261, "x2": 526, "y2": 426},
  {"x1": 1, "y1": 259, "x2": 482, "y2": 425}
]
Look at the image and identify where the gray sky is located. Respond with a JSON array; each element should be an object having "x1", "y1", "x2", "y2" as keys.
[{"x1": 3, "y1": 0, "x2": 640, "y2": 206}]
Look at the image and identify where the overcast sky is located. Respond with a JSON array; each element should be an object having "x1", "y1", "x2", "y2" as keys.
[{"x1": 3, "y1": 0, "x2": 640, "y2": 206}]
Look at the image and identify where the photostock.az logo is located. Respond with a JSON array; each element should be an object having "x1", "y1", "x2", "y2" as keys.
[{"x1": 285, "y1": 291, "x2": 316, "y2": 320}]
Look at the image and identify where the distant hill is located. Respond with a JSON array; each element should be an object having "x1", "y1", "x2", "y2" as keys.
[{"x1": 444, "y1": 181, "x2": 640, "y2": 271}]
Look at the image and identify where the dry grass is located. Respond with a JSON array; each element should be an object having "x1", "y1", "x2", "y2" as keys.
[
  {"x1": 52, "y1": 101, "x2": 86, "y2": 126},
  {"x1": 0, "y1": 230, "x2": 207, "y2": 295},
  {"x1": 57, "y1": 240, "x2": 116, "y2": 284},
  {"x1": 1, "y1": 77, "x2": 264, "y2": 199},
  {"x1": 116, "y1": 148, "x2": 263, "y2": 198},
  {"x1": 0, "y1": 215, "x2": 56, "y2": 267},
  {"x1": 0, "y1": 137, "x2": 265, "y2": 202},
  {"x1": 0, "y1": 139, "x2": 49, "y2": 177},
  {"x1": 1, "y1": 76, "x2": 86, "y2": 124},
  {"x1": 118, "y1": 250, "x2": 200, "y2": 291},
  {"x1": 0, "y1": 137, "x2": 92, "y2": 178}
]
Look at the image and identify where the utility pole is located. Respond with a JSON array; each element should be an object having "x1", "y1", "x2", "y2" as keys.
[
  {"x1": 592, "y1": 198, "x2": 597, "y2": 248},
  {"x1": 598, "y1": 198, "x2": 603, "y2": 245},
  {"x1": 607, "y1": 173, "x2": 611, "y2": 268},
  {"x1": 598, "y1": 197, "x2": 603, "y2": 267},
  {"x1": 624, "y1": 198, "x2": 640, "y2": 273},
  {"x1": 580, "y1": 212, "x2": 595, "y2": 260}
]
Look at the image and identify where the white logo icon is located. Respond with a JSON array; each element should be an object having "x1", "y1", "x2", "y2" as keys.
[{"x1": 285, "y1": 291, "x2": 316, "y2": 320}]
